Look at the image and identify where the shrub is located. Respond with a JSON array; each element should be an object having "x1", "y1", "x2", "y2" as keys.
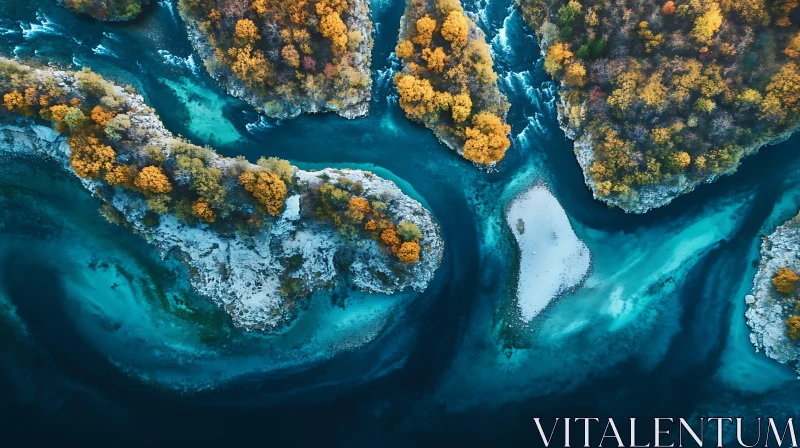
[{"x1": 773, "y1": 267, "x2": 799, "y2": 293}]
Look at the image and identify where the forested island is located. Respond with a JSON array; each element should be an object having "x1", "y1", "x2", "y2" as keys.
[
  {"x1": 0, "y1": 58, "x2": 443, "y2": 330},
  {"x1": 62, "y1": 0, "x2": 149, "y2": 20},
  {"x1": 394, "y1": 0, "x2": 511, "y2": 166},
  {"x1": 177, "y1": 0, "x2": 373, "y2": 119},
  {"x1": 518, "y1": 0, "x2": 800, "y2": 212}
]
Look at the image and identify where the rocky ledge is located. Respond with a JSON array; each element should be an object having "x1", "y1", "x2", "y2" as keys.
[
  {"x1": 745, "y1": 216, "x2": 800, "y2": 373},
  {"x1": 0, "y1": 66, "x2": 442, "y2": 331}
]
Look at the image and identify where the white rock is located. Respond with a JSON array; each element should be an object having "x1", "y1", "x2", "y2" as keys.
[{"x1": 506, "y1": 185, "x2": 591, "y2": 321}]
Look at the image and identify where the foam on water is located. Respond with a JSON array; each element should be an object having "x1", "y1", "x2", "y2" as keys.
[
  {"x1": 91, "y1": 44, "x2": 117, "y2": 58},
  {"x1": 245, "y1": 114, "x2": 280, "y2": 134},
  {"x1": 158, "y1": 50, "x2": 200, "y2": 75},
  {"x1": 19, "y1": 11, "x2": 74, "y2": 42},
  {"x1": 158, "y1": 0, "x2": 176, "y2": 20}
]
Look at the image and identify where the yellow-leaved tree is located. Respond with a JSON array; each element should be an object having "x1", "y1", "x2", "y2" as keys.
[
  {"x1": 463, "y1": 113, "x2": 511, "y2": 165},
  {"x1": 773, "y1": 267, "x2": 800, "y2": 293},
  {"x1": 239, "y1": 170, "x2": 287, "y2": 216},
  {"x1": 134, "y1": 166, "x2": 173, "y2": 195}
]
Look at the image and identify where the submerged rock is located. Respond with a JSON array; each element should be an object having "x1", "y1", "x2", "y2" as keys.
[
  {"x1": 505, "y1": 185, "x2": 591, "y2": 321},
  {"x1": 746, "y1": 217, "x2": 800, "y2": 372}
]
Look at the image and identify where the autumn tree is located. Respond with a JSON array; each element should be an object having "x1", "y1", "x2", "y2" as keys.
[
  {"x1": 68, "y1": 134, "x2": 117, "y2": 179},
  {"x1": 3, "y1": 91, "x2": 24, "y2": 111},
  {"x1": 134, "y1": 166, "x2": 173, "y2": 195},
  {"x1": 544, "y1": 43, "x2": 573, "y2": 77},
  {"x1": 394, "y1": 73, "x2": 438, "y2": 120},
  {"x1": 637, "y1": 21, "x2": 663, "y2": 53},
  {"x1": 691, "y1": 2, "x2": 722, "y2": 44},
  {"x1": 228, "y1": 46, "x2": 272, "y2": 88},
  {"x1": 91, "y1": 105, "x2": 115, "y2": 127},
  {"x1": 451, "y1": 92, "x2": 472, "y2": 122},
  {"x1": 192, "y1": 199, "x2": 216, "y2": 223},
  {"x1": 234, "y1": 19, "x2": 260, "y2": 46},
  {"x1": 787, "y1": 315, "x2": 800, "y2": 339},
  {"x1": 320, "y1": 13, "x2": 348, "y2": 52},
  {"x1": 564, "y1": 62, "x2": 587, "y2": 87},
  {"x1": 786, "y1": 33, "x2": 800, "y2": 59},
  {"x1": 381, "y1": 227, "x2": 401, "y2": 249},
  {"x1": 105, "y1": 164, "x2": 135, "y2": 186},
  {"x1": 282, "y1": 44, "x2": 301, "y2": 68},
  {"x1": 413, "y1": 15, "x2": 437, "y2": 47},
  {"x1": 396, "y1": 40, "x2": 415, "y2": 59},
  {"x1": 673, "y1": 151, "x2": 691, "y2": 169},
  {"x1": 774, "y1": 267, "x2": 800, "y2": 293},
  {"x1": 239, "y1": 169, "x2": 287, "y2": 216},
  {"x1": 761, "y1": 62, "x2": 800, "y2": 123},
  {"x1": 441, "y1": 11, "x2": 468, "y2": 47},
  {"x1": 463, "y1": 113, "x2": 511, "y2": 165},
  {"x1": 345, "y1": 197, "x2": 371, "y2": 222},
  {"x1": 397, "y1": 241, "x2": 421, "y2": 263},
  {"x1": 422, "y1": 47, "x2": 449, "y2": 73}
]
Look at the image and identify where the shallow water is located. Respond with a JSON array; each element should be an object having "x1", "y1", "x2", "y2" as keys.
[{"x1": 2, "y1": 0, "x2": 800, "y2": 445}]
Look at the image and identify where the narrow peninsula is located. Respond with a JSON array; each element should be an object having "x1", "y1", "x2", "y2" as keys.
[
  {"x1": 178, "y1": 0, "x2": 373, "y2": 119},
  {"x1": 518, "y1": 0, "x2": 800, "y2": 212},
  {"x1": 747, "y1": 214, "x2": 800, "y2": 374},
  {"x1": 394, "y1": 0, "x2": 511, "y2": 166},
  {"x1": 0, "y1": 58, "x2": 443, "y2": 330},
  {"x1": 62, "y1": 0, "x2": 150, "y2": 20}
]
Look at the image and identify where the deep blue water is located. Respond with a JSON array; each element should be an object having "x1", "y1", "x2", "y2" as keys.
[{"x1": 2, "y1": 0, "x2": 800, "y2": 445}]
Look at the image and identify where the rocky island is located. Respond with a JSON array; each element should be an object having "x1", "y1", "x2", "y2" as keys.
[
  {"x1": 393, "y1": 0, "x2": 511, "y2": 167},
  {"x1": 747, "y1": 215, "x2": 800, "y2": 374},
  {"x1": 518, "y1": 0, "x2": 800, "y2": 213},
  {"x1": 0, "y1": 58, "x2": 443, "y2": 330},
  {"x1": 177, "y1": 0, "x2": 373, "y2": 119}
]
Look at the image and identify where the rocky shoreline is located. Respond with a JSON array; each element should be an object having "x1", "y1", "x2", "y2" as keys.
[
  {"x1": 0, "y1": 65, "x2": 443, "y2": 331},
  {"x1": 538, "y1": 41, "x2": 800, "y2": 214},
  {"x1": 180, "y1": 0, "x2": 373, "y2": 121},
  {"x1": 746, "y1": 216, "x2": 800, "y2": 374}
]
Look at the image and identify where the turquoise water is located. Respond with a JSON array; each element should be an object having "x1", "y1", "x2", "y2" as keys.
[{"x1": 3, "y1": 0, "x2": 800, "y2": 444}]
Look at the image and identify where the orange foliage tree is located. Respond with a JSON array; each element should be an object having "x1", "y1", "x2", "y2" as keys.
[
  {"x1": 380, "y1": 227, "x2": 401, "y2": 249},
  {"x1": 397, "y1": 241, "x2": 421, "y2": 263},
  {"x1": 192, "y1": 199, "x2": 216, "y2": 223},
  {"x1": 239, "y1": 170, "x2": 287, "y2": 216},
  {"x1": 441, "y1": 11, "x2": 468, "y2": 47},
  {"x1": 413, "y1": 16, "x2": 437, "y2": 46},
  {"x1": 773, "y1": 267, "x2": 800, "y2": 293},
  {"x1": 134, "y1": 166, "x2": 173, "y2": 195},
  {"x1": 68, "y1": 134, "x2": 117, "y2": 179},
  {"x1": 463, "y1": 113, "x2": 511, "y2": 165}
]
